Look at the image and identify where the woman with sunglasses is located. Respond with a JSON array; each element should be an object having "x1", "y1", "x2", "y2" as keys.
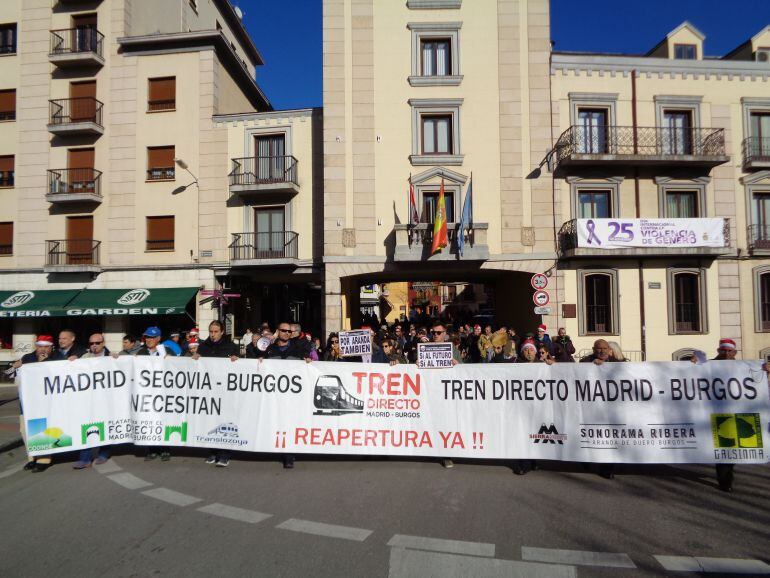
[{"x1": 323, "y1": 333, "x2": 344, "y2": 361}]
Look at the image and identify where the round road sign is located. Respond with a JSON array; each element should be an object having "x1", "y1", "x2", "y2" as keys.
[
  {"x1": 530, "y1": 273, "x2": 548, "y2": 290},
  {"x1": 532, "y1": 290, "x2": 550, "y2": 307}
]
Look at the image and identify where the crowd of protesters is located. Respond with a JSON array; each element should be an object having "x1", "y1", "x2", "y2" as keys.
[{"x1": 9, "y1": 316, "x2": 751, "y2": 491}]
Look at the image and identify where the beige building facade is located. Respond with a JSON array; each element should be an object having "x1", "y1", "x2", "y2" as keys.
[{"x1": 0, "y1": 0, "x2": 270, "y2": 362}]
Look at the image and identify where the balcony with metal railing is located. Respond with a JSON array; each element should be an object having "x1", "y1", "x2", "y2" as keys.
[
  {"x1": 748, "y1": 224, "x2": 770, "y2": 253},
  {"x1": 393, "y1": 222, "x2": 489, "y2": 261},
  {"x1": 49, "y1": 27, "x2": 104, "y2": 67},
  {"x1": 47, "y1": 168, "x2": 102, "y2": 204},
  {"x1": 229, "y1": 156, "x2": 300, "y2": 197},
  {"x1": 742, "y1": 137, "x2": 770, "y2": 170},
  {"x1": 229, "y1": 231, "x2": 299, "y2": 265},
  {"x1": 44, "y1": 239, "x2": 101, "y2": 273},
  {"x1": 558, "y1": 217, "x2": 731, "y2": 258},
  {"x1": 553, "y1": 126, "x2": 729, "y2": 173},
  {"x1": 48, "y1": 98, "x2": 104, "y2": 136}
]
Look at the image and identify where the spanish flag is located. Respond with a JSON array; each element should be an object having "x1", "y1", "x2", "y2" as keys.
[{"x1": 431, "y1": 179, "x2": 448, "y2": 255}]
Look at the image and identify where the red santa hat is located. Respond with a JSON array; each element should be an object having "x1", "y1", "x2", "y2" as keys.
[
  {"x1": 718, "y1": 338, "x2": 736, "y2": 350},
  {"x1": 521, "y1": 339, "x2": 537, "y2": 352},
  {"x1": 188, "y1": 337, "x2": 199, "y2": 347},
  {"x1": 188, "y1": 327, "x2": 199, "y2": 336},
  {"x1": 35, "y1": 335, "x2": 54, "y2": 346},
  {"x1": 537, "y1": 324, "x2": 547, "y2": 332}
]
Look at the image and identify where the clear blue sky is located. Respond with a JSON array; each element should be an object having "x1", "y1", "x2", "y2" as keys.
[{"x1": 238, "y1": 0, "x2": 770, "y2": 111}]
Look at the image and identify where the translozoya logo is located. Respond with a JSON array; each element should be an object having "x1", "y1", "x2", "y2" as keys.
[
  {"x1": 81, "y1": 421, "x2": 105, "y2": 444},
  {"x1": 711, "y1": 413, "x2": 763, "y2": 449},
  {"x1": 1, "y1": 291, "x2": 35, "y2": 308},
  {"x1": 164, "y1": 422, "x2": 188, "y2": 442},
  {"x1": 117, "y1": 289, "x2": 151, "y2": 306},
  {"x1": 530, "y1": 423, "x2": 568, "y2": 444},
  {"x1": 313, "y1": 375, "x2": 364, "y2": 416},
  {"x1": 26, "y1": 418, "x2": 72, "y2": 451}
]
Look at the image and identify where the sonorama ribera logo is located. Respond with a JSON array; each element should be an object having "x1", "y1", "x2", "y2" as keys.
[
  {"x1": 164, "y1": 422, "x2": 188, "y2": 442},
  {"x1": 530, "y1": 423, "x2": 567, "y2": 444},
  {"x1": 1, "y1": 291, "x2": 35, "y2": 308},
  {"x1": 712, "y1": 413, "x2": 763, "y2": 461},
  {"x1": 26, "y1": 418, "x2": 72, "y2": 451},
  {"x1": 81, "y1": 421, "x2": 105, "y2": 444},
  {"x1": 117, "y1": 289, "x2": 151, "y2": 306}
]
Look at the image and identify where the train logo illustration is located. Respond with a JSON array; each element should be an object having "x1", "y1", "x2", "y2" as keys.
[{"x1": 313, "y1": 375, "x2": 364, "y2": 416}]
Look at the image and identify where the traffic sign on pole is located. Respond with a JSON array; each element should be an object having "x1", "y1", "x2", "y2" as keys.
[
  {"x1": 530, "y1": 273, "x2": 548, "y2": 290},
  {"x1": 532, "y1": 290, "x2": 550, "y2": 306}
]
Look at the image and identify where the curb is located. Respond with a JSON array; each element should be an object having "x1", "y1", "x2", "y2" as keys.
[{"x1": 0, "y1": 437, "x2": 22, "y2": 454}]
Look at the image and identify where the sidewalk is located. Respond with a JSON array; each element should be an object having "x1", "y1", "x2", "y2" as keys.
[{"x1": 0, "y1": 384, "x2": 22, "y2": 453}]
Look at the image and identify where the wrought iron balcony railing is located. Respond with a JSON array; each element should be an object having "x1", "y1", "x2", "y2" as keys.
[
  {"x1": 554, "y1": 125, "x2": 727, "y2": 165},
  {"x1": 146, "y1": 167, "x2": 175, "y2": 181},
  {"x1": 742, "y1": 137, "x2": 770, "y2": 166},
  {"x1": 49, "y1": 27, "x2": 104, "y2": 58},
  {"x1": 748, "y1": 224, "x2": 770, "y2": 251},
  {"x1": 0, "y1": 170, "x2": 13, "y2": 188},
  {"x1": 46, "y1": 239, "x2": 101, "y2": 266},
  {"x1": 402, "y1": 223, "x2": 475, "y2": 248},
  {"x1": 48, "y1": 168, "x2": 102, "y2": 197},
  {"x1": 230, "y1": 156, "x2": 298, "y2": 187},
  {"x1": 49, "y1": 97, "x2": 103, "y2": 126},
  {"x1": 229, "y1": 231, "x2": 299, "y2": 261}
]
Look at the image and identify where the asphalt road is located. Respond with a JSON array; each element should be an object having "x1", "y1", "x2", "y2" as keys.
[{"x1": 1, "y1": 447, "x2": 769, "y2": 577}]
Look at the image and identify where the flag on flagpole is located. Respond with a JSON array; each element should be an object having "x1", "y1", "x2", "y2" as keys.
[
  {"x1": 431, "y1": 179, "x2": 448, "y2": 255},
  {"x1": 409, "y1": 176, "x2": 420, "y2": 225},
  {"x1": 457, "y1": 175, "x2": 473, "y2": 257}
]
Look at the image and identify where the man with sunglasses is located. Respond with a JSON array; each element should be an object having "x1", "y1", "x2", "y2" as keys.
[
  {"x1": 431, "y1": 322, "x2": 460, "y2": 468},
  {"x1": 74, "y1": 333, "x2": 112, "y2": 469}
]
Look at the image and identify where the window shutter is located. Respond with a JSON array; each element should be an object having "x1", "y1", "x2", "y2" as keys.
[
  {"x1": 148, "y1": 78, "x2": 176, "y2": 110},
  {"x1": 148, "y1": 146, "x2": 175, "y2": 168},
  {"x1": 0, "y1": 90, "x2": 15, "y2": 115},
  {"x1": 0, "y1": 222, "x2": 12, "y2": 254},
  {"x1": 147, "y1": 216, "x2": 175, "y2": 250},
  {"x1": 0, "y1": 156, "x2": 13, "y2": 172}
]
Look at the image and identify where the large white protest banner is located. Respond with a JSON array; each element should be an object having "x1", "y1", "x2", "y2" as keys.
[{"x1": 18, "y1": 357, "x2": 770, "y2": 464}]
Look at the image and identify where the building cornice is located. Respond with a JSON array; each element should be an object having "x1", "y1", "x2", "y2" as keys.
[
  {"x1": 118, "y1": 31, "x2": 272, "y2": 111},
  {"x1": 552, "y1": 53, "x2": 770, "y2": 80},
  {"x1": 213, "y1": 107, "x2": 320, "y2": 125},
  {"x1": 212, "y1": 0, "x2": 264, "y2": 66}
]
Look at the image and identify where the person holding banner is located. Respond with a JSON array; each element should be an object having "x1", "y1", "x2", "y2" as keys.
[
  {"x1": 74, "y1": 337, "x2": 113, "y2": 469},
  {"x1": 15, "y1": 335, "x2": 54, "y2": 473},
  {"x1": 430, "y1": 322, "x2": 460, "y2": 469},
  {"x1": 136, "y1": 327, "x2": 168, "y2": 358},
  {"x1": 714, "y1": 338, "x2": 738, "y2": 492},
  {"x1": 323, "y1": 333, "x2": 344, "y2": 361},
  {"x1": 51, "y1": 329, "x2": 85, "y2": 361}
]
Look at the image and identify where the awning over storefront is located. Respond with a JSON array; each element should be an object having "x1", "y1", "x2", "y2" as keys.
[
  {"x1": 0, "y1": 287, "x2": 199, "y2": 317},
  {"x1": 63, "y1": 287, "x2": 199, "y2": 316},
  {"x1": 0, "y1": 290, "x2": 82, "y2": 318}
]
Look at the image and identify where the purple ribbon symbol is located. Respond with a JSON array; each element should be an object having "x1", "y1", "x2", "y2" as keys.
[{"x1": 586, "y1": 219, "x2": 601, "y2": 245}]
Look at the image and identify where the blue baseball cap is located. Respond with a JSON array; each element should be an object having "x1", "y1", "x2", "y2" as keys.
[{"x1": 143, "y1": 326, "x2": 161, "y2": 338}]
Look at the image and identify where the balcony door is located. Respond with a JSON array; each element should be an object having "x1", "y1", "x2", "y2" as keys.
[
  {"x1": 67, "y1": 148, "x2": 95, "y2": 193},
  {"x1": 71, "y1": 13, "x2": 97, "y2": 53},
  {"x1": 66, "y1": 216, "x2": 93, "y2": 265},
  {"x1": 577, "y1": 109, "x2": 608, "y2": 154},
  {"x1": 577, "y1": 190, "x2": 611, "y2": 219},
  {"x1": 663, "y1": 110, "x2": 693, "y2": 155},
  {"x1": 754, "y1": 192, "x2": 770, "y2": 247},
  {"x1": 69, "y1": 80, "x2": 96, "y2": 123},
  {"x1": 665, "y1": 190, "x2": 698, "y2": 218},
  {"x1": 254, "y1": 207, "x2": 285, "y2": 258},
  {"x1": 422, "y1": 191, "x2": 455, "y2": 224},
  {"x1": 750, "y1": 112, "x2": 770, "y2": 158},
  {"x1": 255, "y1": 134, "x2": 285, "y2": 182}
]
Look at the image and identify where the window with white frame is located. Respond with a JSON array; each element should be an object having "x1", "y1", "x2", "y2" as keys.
[
  {"x1": 753, "y1": 266, "x2": 770, "y2": 332},
  {"x1": 407, "y1": 22, "x2": 462, "y2": 86}
]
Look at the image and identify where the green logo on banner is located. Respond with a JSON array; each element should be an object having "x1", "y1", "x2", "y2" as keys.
[
  {"x1": 26, "y1": 418, "x2": 73, "y2": 452},
  {"x1": 81, "y1": 422, "x2": 105, "y2": 444},
  {"x1": 164, "y1": 422, "x2": 188, "y2": 442},
  {"x1": 711, "y1": 413, "x2": 763, "y2": 449}
]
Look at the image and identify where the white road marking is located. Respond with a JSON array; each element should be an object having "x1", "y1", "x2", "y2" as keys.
[
  {"x1": 93, "y1": 460, "x2": 122, "y2": 474},
  {"x1": 388, "y1": 548, "x2": 577, "y2": 578},
  {"x1": 0, "y1": 461, "x2": 25, "y2": 479},
  {"x1": 141, "y1": 487, "x2": 202, "y2": 507},
  {"x1": 276, "y1": 518, "x2": 372, "y2": 542},
  {"x1": 107, "y1": 472, "x2": 152, "y2": 490},
  {"x1": 522, "y1": 547, "x2": 636, "y2": 568},
  {"x1": 197, "y1": 502, "x2": 272, "y2": 524},
  {"x1": 654, "y1": 555, "x2": 770, "y2": 574},
  {"x1": 387, "y1": 534, "x2": 495, "y2": 557}
]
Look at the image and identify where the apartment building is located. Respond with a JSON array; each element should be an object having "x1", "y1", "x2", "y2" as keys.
[
  {"x1": 551, "y1": 22, "x2": 770, "y2": 360},
  {"x1": 0, "y1": 0, "x2": 271, "y2": 361}
]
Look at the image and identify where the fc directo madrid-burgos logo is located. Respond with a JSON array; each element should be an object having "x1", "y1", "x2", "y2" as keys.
[
  {"x1": 1, "y1": 291, "x2": 35, "y2": 308},
  {"x1": 117, "y1": 289, "x2": 151, "y2": 306}
]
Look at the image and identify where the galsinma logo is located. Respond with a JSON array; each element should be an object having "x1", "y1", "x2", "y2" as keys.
[
  {"x1": 117, "y1": 289, "x2": 150, "y2": 306},
  {"x1": 1, "y1": 291, "x2": 35, "y2": 308},
  {"x1": 164, "y1": 422, "x2": 188, "y2": 442},
  {"x1": 711, "y1": 413, "x2": 763, "y2": 449},
  {"x1": 81, "y1": 421, "x2": 105, "y2": 444}
]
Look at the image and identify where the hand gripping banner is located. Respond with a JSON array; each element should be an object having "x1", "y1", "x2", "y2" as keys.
[{"x1": 17, "y1": 357, "x2": 770, "y2": 464}]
